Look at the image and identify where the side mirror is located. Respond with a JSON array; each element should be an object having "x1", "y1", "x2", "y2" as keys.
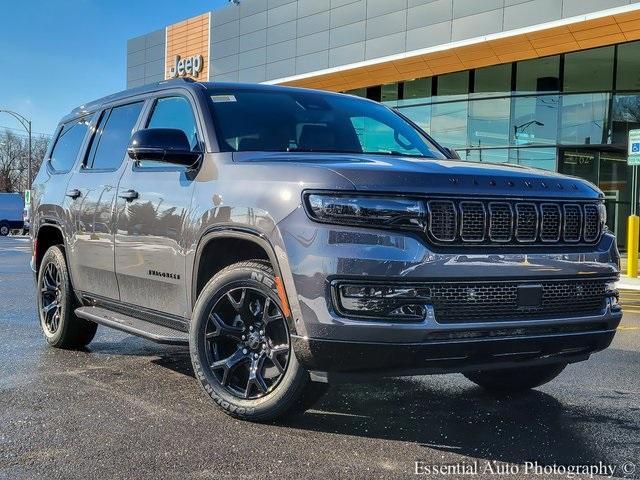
[
  {"x1": 127, "y1": 128, "x2": 200, "y2": 167},
  {"x1": 443, "y1": 147, "x2": 461, "y2": 160}
]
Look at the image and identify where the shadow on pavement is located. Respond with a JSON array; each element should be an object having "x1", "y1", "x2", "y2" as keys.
[
  {"x1": 283, "y1": 377, "x2": 635, "y2": 467},
  {"x1": 98, "y1": 345, "x2": 637, "y2": 468}
]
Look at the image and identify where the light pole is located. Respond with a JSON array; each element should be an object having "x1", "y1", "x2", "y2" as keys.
[
  {"x1": 0, "y1": 109, "x2": 32, "y2": 189},
  {"x1": 514, "y1": 120, "x2": 544, "y2": 165}
]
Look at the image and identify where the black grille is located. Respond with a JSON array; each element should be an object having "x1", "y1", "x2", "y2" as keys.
[
  {"x1": 540, "y1": 204, "x2": 561, "y2": 242},
  {"x1": 428, "y1": 201, "x2": 457, "y2": 242},
  {"x1": 515, "y1": 203, "x2": 537, "y2": 242},
  {"x1": 488, "y1": 203, "x2": 512, "y2": 242},
  {"x1": 425, "y1": 199, "x2": 602, "y2": 246},
  {"x1": 430, "y1": 279, "x2": 609, "y2": 324},
  {"x1": 563, "y1": 204, "x2": 582, "y2": 242},
  {"x1": 460, "y1": 202, "x2": 485, "y2": 242},
  {"x1": 584, "y1": 204, "x2": 600, "y2": 242}
]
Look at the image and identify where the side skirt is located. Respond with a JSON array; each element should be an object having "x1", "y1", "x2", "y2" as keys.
[
  {"x1": 76, "y1": 291, "x2": 190, "y2": 333},
  {"x1": 75, "y1": 305, "x2": 188, "y2": 345}
]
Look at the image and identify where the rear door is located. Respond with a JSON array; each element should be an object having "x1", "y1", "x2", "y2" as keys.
[
  {"x1": 32, "y1": 116, "x2": 91, "y2": 241},
  {"x1": 65, "y1": 101, "x2": 145, "y2": 300},
  {"x1": 114, "y1": 93, "x2": 202, "y2": 319}
]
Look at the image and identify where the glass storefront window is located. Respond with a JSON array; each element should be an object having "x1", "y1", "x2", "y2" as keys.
[
  {"x1": 610, "y1": 94, "x2": 640, "y2": 145},
  {"x1": 467, "y1": 98, "x2": 510, "y2": 147},
  {"x1": 430, "y1": 101, "x2": 468, "y2": 148},
  {"x1": 559, "y1": 149, "x2": 599, "y2": 183},
  {"x1": 474, "y1": 64, "x2": 511, "y2": 95},
  {"x1": 511, "y1": 95, "x2": 559, "y2": 146},
  {"x1": 436, "y1": 71, "x2": 469, "y2": 98},
  {"x1": 397, "y1": 105, "x2": 432, "y2": 134},
  {"x1": 515, "y1": 56, "x2": 560, "y2": 93},
  {"x1": 509, "y1": 147, "x2": 556, "y2": 170},
  {"x1": 564, "y1": 46, "x2": 614, "y2": 92},
  {"x1": 616, "y1": 41, "x2": 640, "y2": 90},
  {"x1": 345, "y1": 88, "x2": 367, "y2": 98},
  {"x1": 560, "y1": 93, "x2": 609, "y2": 145},
  {"x1": 381, "y1": 83, "x2": 399, "y2": 106},
  {"x1": 559, "y1": 148, "x2": 631, "y2": 245},
  {"x1": 399, "y1": 78, "x2": 431, "y2": 106},
  {"x1": 463, "y1": 148, "x2": 509, "y2": 164}
]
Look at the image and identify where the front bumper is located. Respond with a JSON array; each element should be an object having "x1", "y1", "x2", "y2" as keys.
[
  {"x1": 292, "y1": 308, "x2": 621, "y2": 378},
  {"x1": 273, "y1": 209, "x2": 622, "y2": 375}
]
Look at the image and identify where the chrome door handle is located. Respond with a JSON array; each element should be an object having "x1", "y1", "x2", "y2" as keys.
[
  {"x1": 66, "y1": 189, "x2": 81, "y2": 199},
  {"x1": 118, "y1": 189, "x2": 139, "y2": 201}
]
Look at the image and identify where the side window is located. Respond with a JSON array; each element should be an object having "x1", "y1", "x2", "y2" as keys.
[
  {"x1": 147, "y1": 96, "x2": 199, "y2": 147},
  {"x1": 85, "y1": 102, "x2": 144, "y2": 170},
  {"x1": 49, "y1": 118, "x2": 90, "y2": 173},
  {"x1": 138, "y1": 96, "x2": 199, "y2": 168}
]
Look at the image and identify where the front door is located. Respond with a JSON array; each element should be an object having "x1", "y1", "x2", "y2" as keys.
[
  {"x1": 114, "y1": 94, "x2": 202, "y2": 319},
  {"x1": 65, "y1": 101, "x2": 145, "y2": 300},
  {"x1": 558, "y1": 147, "x2": 630, "y2": 247}
]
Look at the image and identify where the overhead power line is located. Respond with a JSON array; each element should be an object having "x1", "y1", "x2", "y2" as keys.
[{"x1": 0, "y1": 125, "x2": 53, "y2": 137}]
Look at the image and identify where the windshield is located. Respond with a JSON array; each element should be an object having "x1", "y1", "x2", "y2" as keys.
[{"x1": 207, "y1": 88, "x2": 446, "y2": 159}]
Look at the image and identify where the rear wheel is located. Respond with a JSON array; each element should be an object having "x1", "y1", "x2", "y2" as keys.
[
  {"x1": 464, "y1": 363, "x2": 567, "y2": 393},
  {"x1": 190, "y1": 260, "x2": 326, "y2": 421},
  {"x1": 0, "y1": 222, "x2": 9, "y2": 236},
  {"x1": 37, "y1": 246, "x2": 97, "y2": 348}
]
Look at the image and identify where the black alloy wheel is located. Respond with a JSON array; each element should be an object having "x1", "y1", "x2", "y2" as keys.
[
  {"x1": 204, "y1": 286, "x2": 290, "y2": 400},
  {"x1": 40, "y1": 261, "x2": 62, "y2": 334}
]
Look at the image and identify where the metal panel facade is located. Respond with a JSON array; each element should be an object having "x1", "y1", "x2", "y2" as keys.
[{"x1": 127, "y1": 0, "x2": 637, "y2": 88}]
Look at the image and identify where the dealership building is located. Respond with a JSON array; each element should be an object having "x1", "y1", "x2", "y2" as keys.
[{"x1": 127, "y1": 0, "x2": 640, "y2": 244}]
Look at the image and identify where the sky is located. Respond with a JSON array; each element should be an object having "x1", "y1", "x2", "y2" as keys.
[{"x1": 0, "y1": 0, "x2": 228, "y2": 138}]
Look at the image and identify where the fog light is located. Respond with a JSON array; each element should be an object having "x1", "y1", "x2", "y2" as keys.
[
  {"x1": 604, "y1": 281, "x2": 619, "y2": 308},
  {"x1": 335, "y1": 283, "x2": 431, "y2": 321}
]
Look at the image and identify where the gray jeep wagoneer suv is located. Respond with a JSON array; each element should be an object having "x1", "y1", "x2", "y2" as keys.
[{"x1": 31, "y1": 79, "x2": 622, "y2": 420}]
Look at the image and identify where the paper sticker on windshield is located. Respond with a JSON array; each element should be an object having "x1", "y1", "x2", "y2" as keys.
[{"x1": 211, "y1": 95, "x2": 237, "y2": 103}]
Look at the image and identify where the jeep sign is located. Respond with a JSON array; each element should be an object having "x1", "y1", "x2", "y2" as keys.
[{"x1": 169, "y1": 54, "x2": 203, "y2": 79}]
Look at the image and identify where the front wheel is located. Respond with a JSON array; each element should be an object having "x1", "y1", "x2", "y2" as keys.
[
  {"x1": 464, "y1": 363, "x2": 567, "y2": 393},
  {"x1": 0, "y1": 222, "x2": 9, "y2": 236},
  {"x1": 190, "y1": 261, "x2": 325, "y2": 421}
]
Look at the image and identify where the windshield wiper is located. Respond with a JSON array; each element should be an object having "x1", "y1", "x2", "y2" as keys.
[
  {"x1": 283, "y1": 148, "x2": 435, "y2": 159},
  {"x1": 366, "y1": 151, "x2": 433, "y2": 159},
  {"x1": 286, "y1": 148, "x2": 362, "y2": 154}
]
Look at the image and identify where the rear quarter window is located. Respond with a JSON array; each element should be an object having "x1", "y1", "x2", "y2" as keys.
[{"x1": 49, "y1": 118, "x2": 90, "y2": 173}]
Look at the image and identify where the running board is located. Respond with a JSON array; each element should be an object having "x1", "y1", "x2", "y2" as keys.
[{"x1": 75, "y1": 306, "x2": 189, "y2": 345}]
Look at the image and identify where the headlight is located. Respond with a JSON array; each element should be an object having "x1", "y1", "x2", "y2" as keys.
[{"x1": 304, "y1": 193, "x2": 425, "y2": 228}]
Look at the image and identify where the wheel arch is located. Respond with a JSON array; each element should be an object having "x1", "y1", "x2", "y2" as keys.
[
  {"x1": 191, "y1": 227, "x2": 291, "y2": 314},
  {"x1": 35, "y1": 222, "x2": 67, "y2": 274}
]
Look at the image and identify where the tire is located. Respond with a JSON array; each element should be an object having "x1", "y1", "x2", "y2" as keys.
[
  {"x1": 37, "y1": 245, "x2": 97, "y2": 348},
  {"x1": 0, "y1": 222, "x2": 9, "y2": 236},
  {"x1": 464, "y1": 363, "x2": 567, "y2": 393},
  {"x1": 190, "y1": 260, "x2": 322, "y2": 421}
]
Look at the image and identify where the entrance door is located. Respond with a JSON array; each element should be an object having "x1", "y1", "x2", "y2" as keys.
[
  {"x1": 558, "y1": 147, "x2": 630, "y2": 247},
  {"x1": 114, "y1": 94, "x2": 202, "y2": 319}
]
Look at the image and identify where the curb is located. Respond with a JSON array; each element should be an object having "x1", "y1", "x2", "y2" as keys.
[{"x1": 617, "y1": 278, "x2": 640, "y2": 291}]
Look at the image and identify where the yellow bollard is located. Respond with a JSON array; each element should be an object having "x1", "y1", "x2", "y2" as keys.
[{"x1": 627, "y1": 215, "x2": 639, "y2": 278}]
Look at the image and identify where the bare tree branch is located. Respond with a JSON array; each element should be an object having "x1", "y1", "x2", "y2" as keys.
[{"x1": 0, "y1": 129, "x2": 49, "y2": 192}]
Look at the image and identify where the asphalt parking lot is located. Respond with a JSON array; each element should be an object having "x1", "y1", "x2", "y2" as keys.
[{"x1": 1, "y1": 235, "x2": 639, "y2": 480}]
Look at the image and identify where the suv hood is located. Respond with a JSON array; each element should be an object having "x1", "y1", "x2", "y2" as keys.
[{"x1": 234, "y1": 152, "x2": 602, "y2": 200}]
